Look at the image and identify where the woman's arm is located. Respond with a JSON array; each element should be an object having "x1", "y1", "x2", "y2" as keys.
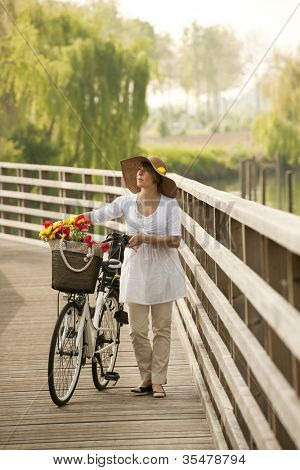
[
  {"x1": 128, "y1": 233, "x2": 181, "y2": 249},
  {"x1": 77, "y1": 196, "x2": 125, "y2": 226},
  {"x1": 144, "y1": 234, "x2": 181, "y2": 248}
]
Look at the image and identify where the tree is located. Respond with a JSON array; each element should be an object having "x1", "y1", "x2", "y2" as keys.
[
  {"x1": 178, "y1": 23, "x2": 243, "y2": 124},
  {"x1": 253, "y1": 48, "x2": 300, "y2": 164},
  {"x1": 179, "y1": 22, "x2": 204, "y2": 122},
  {"x1": 0, "y1": 0, "x2": 151, "y2": 168}
]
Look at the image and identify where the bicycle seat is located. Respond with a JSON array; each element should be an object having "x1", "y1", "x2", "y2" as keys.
[{"x1": 103, "y1": 258, "x2": 122, "y2": 270}]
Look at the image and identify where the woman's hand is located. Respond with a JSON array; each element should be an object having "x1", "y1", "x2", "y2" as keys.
[{"x1": 127, "y1": 233, "x2": 144, "y2": 251}]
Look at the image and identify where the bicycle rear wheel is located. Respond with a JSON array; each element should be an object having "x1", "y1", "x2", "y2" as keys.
[
  {"x1": 92, "y1": 290, "x2": 121, "y2": 390},
  {"x1": 48, "y1": 301, "x2": 83, "y2": 406}
]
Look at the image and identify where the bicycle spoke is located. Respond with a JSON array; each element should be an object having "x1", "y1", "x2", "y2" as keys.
[
  {"x1": 92, "y1": 291, "x2": 120, "y2": 390},
  {"x1": 48, "y1": 301, "x2": 84, "y2": 406}
]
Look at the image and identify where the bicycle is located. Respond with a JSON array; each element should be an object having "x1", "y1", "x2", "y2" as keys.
[{"x1": 48, "y1": 232, "x2": 131, "y2": 406}]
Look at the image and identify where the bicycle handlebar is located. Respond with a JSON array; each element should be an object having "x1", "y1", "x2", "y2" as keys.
[{"x1": 103, "y1": 233, "x2": 131, "y2": 247}]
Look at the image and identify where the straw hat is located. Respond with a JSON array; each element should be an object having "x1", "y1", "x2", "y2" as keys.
[{"x1": 120, "y1": 155, "x2": 178, "y2": 199}]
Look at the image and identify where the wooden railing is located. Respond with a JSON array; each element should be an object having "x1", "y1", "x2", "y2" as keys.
[{"x1": 0, "y1": 161, "x2": 299, "y2": 450}]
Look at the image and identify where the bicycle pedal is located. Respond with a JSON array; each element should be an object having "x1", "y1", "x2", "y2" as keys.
[
  {"x1": 104, "y1": 371, "x2": 120, "y2": 385},
  {"x1": 114, "y1": 309, "x2": 129, "y2": 325}
]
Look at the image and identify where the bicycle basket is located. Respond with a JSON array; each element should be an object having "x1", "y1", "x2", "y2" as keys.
[{"x1": 49, "y1": 239, "x2": 103, "y2": 294}]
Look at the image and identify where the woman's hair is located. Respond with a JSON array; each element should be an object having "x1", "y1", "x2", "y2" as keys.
[{"x1": 138, "y1": 161, "x2": 163, "y2": 187}]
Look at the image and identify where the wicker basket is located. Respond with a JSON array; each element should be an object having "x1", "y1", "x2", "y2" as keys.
[{"x1": 49, "y1": 239, "x2": 103, "y2": 294}]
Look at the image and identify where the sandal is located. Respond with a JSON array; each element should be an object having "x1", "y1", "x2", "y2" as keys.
[
  {"x1": 130, "y1": 385, "x2": 153, "y2": 395},
  {"x1": 152, "y1": 386, "x2": 166, "y2": 398}
]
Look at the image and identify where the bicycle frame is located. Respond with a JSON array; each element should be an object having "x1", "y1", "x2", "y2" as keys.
[{"x1": 75, "y1": 257, "x2": 122, "y2": 359}]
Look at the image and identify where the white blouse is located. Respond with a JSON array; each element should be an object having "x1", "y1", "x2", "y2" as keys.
[{"x1": 90, "y1": 193, "x2": 186, "y2": 305}]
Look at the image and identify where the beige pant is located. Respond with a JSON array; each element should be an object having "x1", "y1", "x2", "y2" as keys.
[{"x1": 125, "y1": 301, "x2": 173, "y2": 385}]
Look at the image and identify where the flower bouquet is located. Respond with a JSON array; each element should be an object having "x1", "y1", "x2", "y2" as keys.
[
  {"x1": 39, "y1": 215, "x2": 96, "y2": 245},
  {"x1": 39, "y1": 215, "x2": 103, "y2": 294}
]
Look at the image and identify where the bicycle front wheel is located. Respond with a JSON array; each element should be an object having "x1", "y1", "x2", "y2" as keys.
[
  {"x1": 92, "y1": 290, "x2": 121, "y2": 390},
  {"x1": 48, "y1": 301, "x2": 83, "y2": 406}
]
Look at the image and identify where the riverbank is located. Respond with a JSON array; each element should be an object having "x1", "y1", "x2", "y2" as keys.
[{"x1": 140, "y1": 130, "x2": 255, "y2": 150}]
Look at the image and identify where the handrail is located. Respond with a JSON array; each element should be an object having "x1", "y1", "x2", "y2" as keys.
[{"x1": 173, "y1": 174, "x2": 300, "y2": 255}]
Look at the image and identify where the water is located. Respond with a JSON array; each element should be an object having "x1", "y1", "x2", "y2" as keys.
[{"x1": 207, "y1": 167, "x2": 300, "y2": 216}]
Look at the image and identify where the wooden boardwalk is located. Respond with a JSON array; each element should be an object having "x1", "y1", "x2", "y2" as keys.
[{"x1": 0, "y1": 239, "x2": 215, "y2": 450}]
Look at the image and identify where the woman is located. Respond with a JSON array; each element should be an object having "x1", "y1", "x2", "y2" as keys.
[{"x1": 81, "y1": 155, "x2": 186, "y2": 398}]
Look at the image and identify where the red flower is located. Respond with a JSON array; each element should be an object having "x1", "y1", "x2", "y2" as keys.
[
  {"x1": 43, "y1": 220, "x2": 52, "y2": 228},
  {"x1": 54, "y1": 225, "x2": 70, "y2": 239},
  {"x1": 81, "y1": 221, "x2": 90, "y2": 231},
  {"x1": 74, "y1": 215, "x2": 91, "y2": 230},
  {"x1": 100, "y1": 241, "x2": 111, "y2": 252},
  {"x1": 83, "y1": 234, "x2": 96, "y2": 247}
]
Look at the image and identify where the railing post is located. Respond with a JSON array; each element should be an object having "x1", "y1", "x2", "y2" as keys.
[
  {"x1": 82, "y1": 173, "x2": 93, "y2": 214},
  {"x1": 260, "y1": 166, "x2": 266, "y2": 205},
  {"x1": 62, "y1": 172, "x2": 74, "y2": 215},
  {"x1": 186, "y1": 192, "x2": 194, "y2": 253},
  {"x1": 286, "y1": 170, "x2": 293, "y2": 213},
  {"x1": 17, "y1": 168, "x2": 25, "y2": 238},
  {"x1": 215, "y1": 207, "x2": 230, "y2": 301},
  {"x1": 252, "y1": 156, "x2": 257, "y2": 202},
  {"x1": 275, "y1": 153, "x2": 282, "y2": 210},
  {"x1": 40, "y1": 169, "x2": 49, "y2": 214},
  {"x1": 193, "y1": 198, "x2": 202, "y2": 264},
  {"x1": 229, "y1": 218, "x2": 245, "y2": 321},
  {"x1": 22, "y1": 168, "x2": 32, "y2": 238},
  {"x1": 239, "y1": 159, "x2": 246, "y2": 199},
  {"x1": 58, "y1": 170, "x2": 66, "y2": 217}
]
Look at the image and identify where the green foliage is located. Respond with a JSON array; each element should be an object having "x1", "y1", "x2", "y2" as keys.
[
  {"x1": 220, "y1": 114, "x2": 253, "y2": 132},
  {"x1": 253, "y1": 50, "x2": 300, "y2": 164},
  {"x1": 11, "y1": 123, "x2": 60, "y2": 164},
  {"x1": 140, "y1": 145, "x2": 240, "y2": 181},
  {"x1": 253, "y1": 112, "x2": 300, "y2": 164},
  {"x1": 0, "y1": 137, "x2": 22, "y2": 162},
  {"x1": 226, "y1": 145, "x2": 255, "y2": 166}
]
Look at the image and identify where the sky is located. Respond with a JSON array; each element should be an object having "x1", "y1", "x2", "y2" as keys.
[
  {"x1": 115, "y1": 0, "x2": 300, "y2": 106},
  {"x1": 116, "y1": 0, "x2": 300, "y2": 51},
  {"x1": 66, "y1": 0, "x2": 300, "y2": 51},
  {"x1": 64, "y1": 0, "x2": 300, "y2": 106}
]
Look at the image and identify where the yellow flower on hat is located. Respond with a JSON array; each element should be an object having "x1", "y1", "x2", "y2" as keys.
[{"x1": 156, "y1": 166, "x2": 166, "y2": 175}]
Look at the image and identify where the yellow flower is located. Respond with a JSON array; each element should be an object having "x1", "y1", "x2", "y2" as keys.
[
  {"x1": 63, "y1": 216, "x2": 76, "y2": 226},
  {"x1": 52, "y1": 226, "x2": 61, "y2": 235},
  {"x1": 156, "y1": 166, "x2": 166, "y2": 175},
  {"x1": 39, "y1": 226, "x2": 52, "y2": 238},
  {"x1": 53, "y1": 220, "x2": 62, "y2": 228},
  {"x1": 39, "y1": 229, "x2": 50, "y2": 241}
]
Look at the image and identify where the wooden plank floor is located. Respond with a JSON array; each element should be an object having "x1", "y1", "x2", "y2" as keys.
[{"x1": 0, "y1": 239, "x2": 215, "y2": 450}]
